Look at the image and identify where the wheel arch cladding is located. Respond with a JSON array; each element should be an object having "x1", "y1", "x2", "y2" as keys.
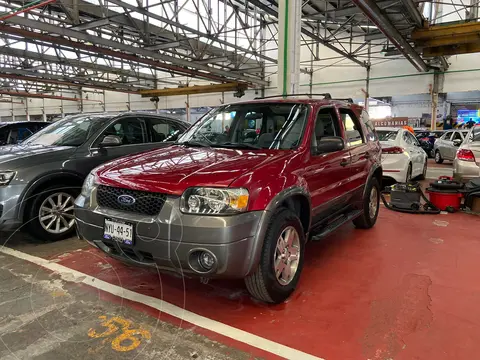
[
  {"x1": 19, "y1": 172, "x2": 84, "y2": 221},
  {"x1": 373, "y1": 165, "x2": 382, "y2": 189},
  {"x1": 279, "y1": 195, "x2": 310, "y2": 235},
  {"x1": 265, "y1": 186, "x2": 312, "y2": 234}
]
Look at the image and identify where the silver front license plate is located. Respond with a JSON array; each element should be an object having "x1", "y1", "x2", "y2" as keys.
[{"x1": 103, "y1": 219, "x2": 134, "y2": 245}]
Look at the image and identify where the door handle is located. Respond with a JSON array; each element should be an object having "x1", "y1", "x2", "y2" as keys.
[{"x1": 340, "y1": 158, "x2": 350, "y2": 166}]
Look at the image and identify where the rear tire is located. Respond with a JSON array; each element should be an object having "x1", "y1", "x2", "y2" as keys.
[
  {"x1": 26, "y1": 185, "x2": 79, "y2": 242},
  {"x1": 353, "y1": 178, "x2": 380, "y2": 229},
  {"x1": 435, "y1": 150, "x2": 444, "y2": 164},
  {"x1": 244, "y1": 208, "x2": 305, "y2": 304}
]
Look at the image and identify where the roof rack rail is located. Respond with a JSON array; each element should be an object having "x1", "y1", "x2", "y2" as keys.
[
  {"x1": 254, "y1": 93, "x2": 332, "y2": 100},
  {"x1": 333, "y1": 98, "x2": 354, "y2": 103}
]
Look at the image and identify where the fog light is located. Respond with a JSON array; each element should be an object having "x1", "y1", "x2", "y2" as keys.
[{"x1": 198, "y1": 251, "x2": 215, "y2": 270}]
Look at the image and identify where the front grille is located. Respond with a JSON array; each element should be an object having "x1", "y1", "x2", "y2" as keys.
[{"x1": 96, "y1": 185, "x2": 166, "y2": 216}]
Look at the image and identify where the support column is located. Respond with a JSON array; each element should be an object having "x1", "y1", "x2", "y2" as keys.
[
  {"x1": 431, "y1": 72, "x2": 444, "y2": 130},
  {"x1": 42, "y1": 98, "x2": 46, "y2": 121},
  {"x1": 25, "y1": 98, "x2": 30, "y2": 121},
  {"x1": 277, "y1": 0, "x2": 302, "y2": 96},
  {"x1": 185, "y1": 95, "x2": 190, "y2": 122},
  {"x1": 364, "y1": 65, "x2": 371, "y2": 112}
]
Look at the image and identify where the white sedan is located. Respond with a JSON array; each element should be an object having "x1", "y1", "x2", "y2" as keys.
[{"x1": 376, "y1": 127, "x2": 428, "y2": 182}]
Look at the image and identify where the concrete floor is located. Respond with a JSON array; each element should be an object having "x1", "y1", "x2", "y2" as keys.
[{"x1": 1, "y1": 161, "x2": 479, "y2": 360}]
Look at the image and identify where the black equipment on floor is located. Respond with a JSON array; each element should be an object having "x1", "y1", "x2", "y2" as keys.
[
  {"x1": 464, "y1": 178, "x2": 480, "y2": 210},
  {"x1": 381, "y1": 181, "x2": 441, "y2": 214}
]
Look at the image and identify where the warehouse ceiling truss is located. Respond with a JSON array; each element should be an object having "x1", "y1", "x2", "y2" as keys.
[{"x1": 0, "y1": 0, "x2": 477, "y2": 97}]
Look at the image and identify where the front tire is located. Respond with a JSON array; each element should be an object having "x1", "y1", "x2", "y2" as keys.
[
  {"x1": 435, "y1": 150, "x2": 444, "y2": 164},
  {"x1": 405, "y1": 163, "x2": 412, "y2": 182},
  {"x1": 245, "y1": 208, "x2": 305, "y2": 304},
  {"x1": 26, "y1": 186, "x2": 78, "y2": 241},
  {"x1": 353, "y1": 178, "x2": 380, "y2": 229}
]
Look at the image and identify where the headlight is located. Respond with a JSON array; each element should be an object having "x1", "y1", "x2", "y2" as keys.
[
  {"x1": 81, "y1": 173, "x2": 96, "y2": 197},
  {"x1": 180, "y1": 187, "x2": 249, "y2": 215},
  {"x1": 0, "y1": 171, "x2": 16, "y2": 186}
]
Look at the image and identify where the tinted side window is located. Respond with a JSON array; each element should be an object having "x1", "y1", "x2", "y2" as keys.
[
  {"x1": 311, "y1": 108, "x2": 341, "y2": 153},
  {"x1": 360, "y1": 110, "x2": 377, "y2": 141},
  {"x1": 407, "y1": 132, "x2": 419, "y2": 145},
  {"x1": 339, "y1": 108, "x2": 364, "y2": 146},
  {"x1": 403, "y1": 131, "x2": 412, "y2": 145},
  {"x1": 149, "y1": 118, "x2": 183, "y2": 142},
  {"x1": 99, "y1": 118, "x2": 146, "y2": 145},
  {"x1": 443, "y1": 132, "x2": 453, "y2": 141}
]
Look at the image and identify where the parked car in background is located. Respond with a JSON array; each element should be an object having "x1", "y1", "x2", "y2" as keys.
[
  {"x1": 0, "y1": 121, "x2": 50, "y2": 145},
  {"x1": 415, "y1": 130, "x2": 444, "y2": 158},
  {"x1": 433, "y1": 129, "x2": 469, "y2": 163},
  {"x1": 0, "y1": 112, "x2": 189, "y2": 241},
  {"x1": 377, "y1": 127, "x2": 428, "y2": 182},
  {"x1": 75, "y1": 96, "x2": 383, "y2": 304},
  {"x1": 453, "y1": 125, "x2": 480, "y2": 181}
]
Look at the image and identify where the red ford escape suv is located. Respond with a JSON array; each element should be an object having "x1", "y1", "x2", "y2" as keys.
[{"x1": 75, "y1": 95, "x2": 382, "y2": 304}]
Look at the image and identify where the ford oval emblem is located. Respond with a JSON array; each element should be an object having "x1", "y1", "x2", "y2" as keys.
[{"x1": 117, "y1": 194, "x2": 136, "y2": 206}]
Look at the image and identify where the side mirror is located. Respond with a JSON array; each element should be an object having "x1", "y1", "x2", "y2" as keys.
[
  {"x1": 313, "y1": 136, "x2": 345, "y2": 155},
  {"x1": 99, "y1": 135, "x2": 122, "y2": 147},
  {"x1": 453, "y1": 139, "x2": 462, "y2": 147}
]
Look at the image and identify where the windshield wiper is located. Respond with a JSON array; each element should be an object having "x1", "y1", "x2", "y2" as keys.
[
  {"x1": 213, "y1": 142, "x2": 260, "y2": 150},
  {"x1": 177, "y1": 140, "x2": 211, "y2": 148}
]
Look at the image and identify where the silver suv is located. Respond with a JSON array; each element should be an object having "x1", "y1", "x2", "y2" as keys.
[{"x1": 433, "y1": 129, "x2": 469, "y2": 164}]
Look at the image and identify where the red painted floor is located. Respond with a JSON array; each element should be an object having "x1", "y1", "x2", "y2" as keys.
[{"x1": 48, "y1": 209, "x2": 480, "y2": 360}]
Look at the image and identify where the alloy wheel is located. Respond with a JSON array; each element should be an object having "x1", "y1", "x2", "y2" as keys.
[
  {"x1": 39, "y1": 192, "x2": 75, "y2": 234},
  {"x1": 369, "y1": 186, "x2": 379, "y2": 219},
  {"x1": 274, "y1": 226, "x2": 300, "y2": 286}
]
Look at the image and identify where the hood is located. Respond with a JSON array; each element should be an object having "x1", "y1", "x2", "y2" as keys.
[
  {"x1": 95, "y1": 145, "x2": 291, "y2": 194},
  {"x1": 0, "y1": 144, "x2": 76, "y2": 169}
]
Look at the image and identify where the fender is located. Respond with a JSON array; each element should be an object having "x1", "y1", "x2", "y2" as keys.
[
  {"x1": 16, "y1": 170, "x2": 85, "y2": 219},
  {"x1": 245, "y1": 186, "x2": 311, "y2": 276},
  {"x1": 362, "y1": 162, "x2": 383, "y2": 199}
]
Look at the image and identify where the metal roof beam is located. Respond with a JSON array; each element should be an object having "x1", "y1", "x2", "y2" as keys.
[
  {"x1": 0, "y1": 70, "x2": 136, "y2": 93},
  {"x1": 3, "y1": 18, "x2": 268, "y2": 86},
  {"x1": 246, "y1": 0, "x2": 366, "y2": 67},
  {"x1": 352, "y1": 0, "x2": 428, "y2": 71},
  {"x1": 400, "y1": 0, "x2": 424, "y2": 27},
  {"x1": 0, "y1": 46, "x2": 155, "y2": 82},
  {"x1": 106, "y1": 0, "x2": 277, "y2": 64}
]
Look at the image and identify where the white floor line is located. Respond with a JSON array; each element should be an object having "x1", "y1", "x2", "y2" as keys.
[{"x1": 0, "y1": 246, "x2": 324, "y2": 360}]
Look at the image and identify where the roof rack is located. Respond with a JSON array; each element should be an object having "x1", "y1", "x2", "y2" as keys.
[
  {"x1": 333, "y1": 98, "x2": 354, "y2": 103},
  {"x1": 254, "y1": 93, "x2": 332, "y2": 100}
]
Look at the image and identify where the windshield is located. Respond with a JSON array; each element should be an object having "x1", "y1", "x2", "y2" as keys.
[
  {"x1": 377, "y1": 130, "x2": 398, "y2": 141},
  {"x1": 177, "y1": 103, "x2": 309, "y2": 150},
  {"x1": 24, "y1": 114, "x2": 112, "y2": 147}
]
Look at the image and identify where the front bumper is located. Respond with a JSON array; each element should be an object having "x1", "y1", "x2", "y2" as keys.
[
  {"x1": 0, "y1": 184, "x2": 27, "y2": 231},
  {"x1": 74, "y1": 192, "x2": 268, "y2": 279},
  {"x1": 453, "y1": 159, "x2": 480, "y2": 182}
]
